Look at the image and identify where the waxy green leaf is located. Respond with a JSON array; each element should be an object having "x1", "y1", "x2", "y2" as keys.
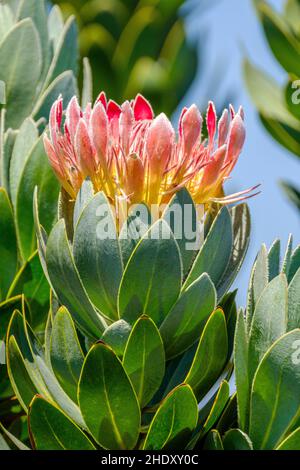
[
  {"x1": 185, "y1": 308, "x2": 228, "y2": 400},
  {"x1": 143, "y1": 385, "x2": 198, "y2": 450},
  {"x1": 16, "y1": 136, "x2": 59, "y2": 260},
  {"x1": 223, "y1": 429, "x2": 253, "y2": 450},
  {"x1": 50, "y1": 307, "x2": 84, "y2": 403},
  {"x1": 118, "y1": 219, "x2": 182, "y2": 326},
  {"x1": 163, "y1": 188, "x2": 199, "y2": 276},
  {"x1": 160, "y1": 273, "x2": 216, "y2": 359},
  {"x1": 46, "y1": 219, "x2": 106, "y2": 339},
  {"x1": 29, "y1": 397, "x2": 95, "y2": 450},
  {"x1": 123, "y1": 315, "x2": 165, "y2": 407},
  {"x1": 183, "y1": 207, "x2": 233, "y2": 291},
  {"x1": 250, "y1": 330, "x2": 300, "y2": 449},
  {"x1": 0, "y1": 187, "x2": 17, "y2": 299},
  {"x1": 185, "y1": 309, "x2": 228, "y2": 399},
  {"x1": 0, "y1": 18, "x2": 42, "y2": 128},
  {"x1": 73, "y1": 192, "x2": 123, "y2": 320},
  {"x1": 248, "y1": 274, "x2": 287, "y2": 383},
  {"x1": 78, "y1": 342, "x2": 140, "y2": 450}
]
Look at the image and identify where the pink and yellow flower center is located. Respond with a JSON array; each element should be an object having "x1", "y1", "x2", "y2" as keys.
[{"x1": 44, "y1": 91, "x2": 258, "y2": 208}]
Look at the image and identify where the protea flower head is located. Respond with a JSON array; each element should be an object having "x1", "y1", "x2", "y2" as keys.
[{"x1": 44, "y1": 92, "x2": 258, "y2": 208}]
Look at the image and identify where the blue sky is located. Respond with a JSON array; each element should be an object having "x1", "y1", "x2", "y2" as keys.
[{"x1": 180, "y1": 0, "x2": 300, "y2": 305}]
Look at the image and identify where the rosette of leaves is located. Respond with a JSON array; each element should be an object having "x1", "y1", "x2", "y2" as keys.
[
  {"x1": 244, "y1": 0, "x2": 300, "y2": 213},
  {"x1": 202, "y1": 237, "x2": 300, "y2": 450},
  {"x1": 52, "y1": 0, "x2": 198, "y2": 115},
  {"x1": 0, "y1": 0, "x2": 79, "y2": 428},
  {"x1": 0, "y1": 187, "x2": 251, "y2": 449}
]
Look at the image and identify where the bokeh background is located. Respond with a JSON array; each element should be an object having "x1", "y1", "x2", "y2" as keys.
[{"x1": 52, "y1": 0, "x2": 300, "y2": 304}]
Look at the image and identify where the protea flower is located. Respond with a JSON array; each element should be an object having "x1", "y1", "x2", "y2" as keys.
[
  {"x1": 44, "y1": 92, "x2": 258, "y2": 209},
  {"x1": 5, "y1": 92, "x2": 263, "y2": 451}
]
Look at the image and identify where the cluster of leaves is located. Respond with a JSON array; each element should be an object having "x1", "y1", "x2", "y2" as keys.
[
  {"x1": 0, "y1": 0, "x2": 78, "y2": 431},
  {"x1": 51, "y1": 0, "x2": 198, "y2": 115},
  {"x1": 244, "y1": 0, "x2": 300, "y2": 213},
  {"x1": 2, "y1": 184, "x2": 252, "y2": 450},
  {"x1": 230, "y1": 237, "x2": 300, "y2": 450}
]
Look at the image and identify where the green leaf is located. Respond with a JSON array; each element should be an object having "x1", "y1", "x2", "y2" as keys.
[
  {"x1": 33, "y1": 71, "x2": 78, "y2": 122},
  {"x1": 0, "y1": 187, "x2": 17, "y2": 299},
  {"x1": 18, "y1": 307, "x2": 85, "y2": 428},
  {"x1": 243, "y1": 59, "x2": 299, "y2": 129},
  {"x1": 119, "y1": 203, "x2": 151, "y2": 267},
  {"x1": 248, "y1": 274, "x2": 287, "y2": 383},
  {"x1": 288, "y1": 245, "x2": 300, "y2": 283},
  {"x1": 7, "y1": 335, "x2": 38, "y2": 412},
  {"x1": 0, "y1": 433, "x2": 10, "y2": 450},
  {"x1": 17, "y1": 0, "x2": 50, "y2": 78},
  {"x1": 48, "y1": 6, "x2": 64, "y2": 51},
  {"x1": 159, "y1": 273, "x2": 216, "y2": 359},
  {"x1": 185, "y1": 308, "x2": 228, "y2": 400},
  {"x1": 9, "y1": 117, "x2": 38, "y2": 208},
  {"x1": 82, "y1": 57, "x2": 93, "y2": 108},
  {"x1": 268, "y1": 239, "x2": 281, "y2": 281},
  {"x1": 0, "y1": 80, "x2": 5, "y2": 104},
  {"x1": 280, "y1": 181, "x2": 300, "y2": 213},
  {"x1": 16, "y1": 136, "x2": 59, "y2": 260},
  {"x1": 246, "y1": 244, "x2": 269, "y2": 330},
  {"x1": 282, "y1": 234, "x2": 293, "y2": 276},
  {"x1": 234, "y1": 310, "x2": 249, "y2": 432},
  {"x1": 216, "y1": 392, "x2": 238, "y2": 434},
  {"x1": 29, "y1": 396, "x2": 95, "y2": 450},
  {"x1": 260, "y1": 113, "x2": 300, "y2": 158},
  {"x1": 217, "y1": 204, "x2": 251, "y2": 298},
  {"x1": 249, "y1": 330, "x2": 300, "y2": 450},
  {"x1": 118, "y1": 219, "x2": 182, "y2": 326},
  {"x1": 0, "y1": 422, "x2": 29, "y2": 450},
  {"x1": 46, "y1": 219, "x2": 107, "y2": 339},
  {"x1": 50, "y1": 307, "x2": 84, "y2": 403},
  {"x1": 101, "y1": 319, "x2": 132, "y2": 357},
  {"x1": 276, "y1": 427, "x2": 300, "y2": 450},
  {"x1": 288, "y1": 268, "x2": 300, "y2": 330},
  {"x1": 7, "y1": 311, "x2": 67, "y2": 415},
  {"x1": 0, "y1": 18, "x2": 42, "y2": 128},
  {"x1": 189, "y1": 380, "x2": 230, "y2": 449},
  {"x1": 0, "y1": 296, "x2": 23, "y2": 341},
  {"x1": 223, "y1": 429, "x2": 253, "y2": 450},
  {"x1": 33, "y1": 187, "x2": 49, "y2": 284},
  {"x1": 7, "y1": 251, "x2": 49, "y2": 332},
  {"x1": 73, "y1": 178, "x2": 94, "y2": 229},
  {"x1": 43, "y1": 16, "x2": 78, "y2": 91},
  {"x1": 143, "y1": 385, "x2": 198, "y2": 450},
  {"x1": 123, "y1": 315, "x2": 165, "y2": 408},
  {"x1": 203, "y1": 429, "x2": 224, "y2": 450},
  {"x1": 285, "y1": 0, "x2": 300, "y2": 34},
  {"x1": 73, "y1": 192, "x2": 123, "y2": 320},
  {"x1": 257, "y1": 1, "x2": 300, "y2": 77},
  {"x1": 0, "y1": 5, "x2": 14, "y2": 43},
  {"x1": 183, "y1": 207, "x2": 233, "y2": 292},
  {"x1": 1, "y1": 128, "x2": 17, "y2": 195},
  {"x1": 78, "y1": 342, "x2": 140, "y2": 450},
  {"x1": 162, "y1": 188, "x2": 199, "y2": 276},
  {"x1": 201, "y1": 380, "x2": 230, "y2": 436},
  {"x1": 221, "y1": 290, "x2": 237, "y2": 360}
]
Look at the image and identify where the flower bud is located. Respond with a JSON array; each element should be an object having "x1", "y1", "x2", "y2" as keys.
[
  {"x1": 91, "y1": 102, "x2": 108, "y2": 164},
  {"x1": 75, "y1": 118, "x2": 95, "y2": 176},
  {"x1": 181, "y1": 104, "x2": 202, "y2": 155}
]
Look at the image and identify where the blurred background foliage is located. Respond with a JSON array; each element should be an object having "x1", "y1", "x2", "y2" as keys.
[
  {"x1": 244, "y1": 0, "x2": 300, "y2": 213},
  {"x1": 51, "y1": 0, "x2": 199, "y2": 115}
]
